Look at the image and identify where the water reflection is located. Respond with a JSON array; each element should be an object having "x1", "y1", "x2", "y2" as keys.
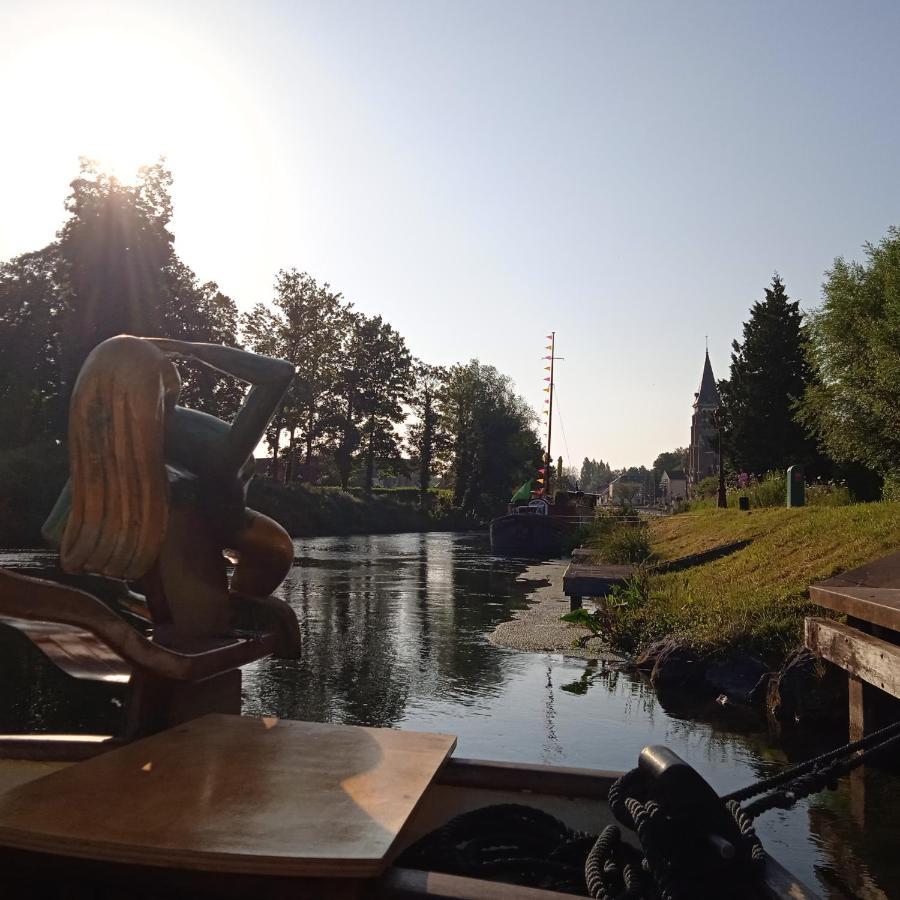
[
  {"x1": 2, "y1": 533, "x2": 899, "y2": 896},
  {"x1": 242, "y1": 532, "x2": 900, "y2": 898},
  {"x1": 242, "y1": 532, "x2": 536, "y2": 726}
]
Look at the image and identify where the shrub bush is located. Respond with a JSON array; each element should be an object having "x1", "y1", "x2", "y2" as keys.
[
  {"x1": 0, "y1": 441, "x2": 69, "y2": 547},
  {"x1": 603, "y1": 525, "x2": 652, "y2": 564},
  {"x1": 686, "y1": 470, "x2": 853, "y2": 511},
  {"x1": 247, "y1": 478, "x2": 477, "y2": 537},
  {"x1": 583, "y1": 515, "x2": 652, "y2": 564},
  {"x1": 882, "y1": 473, "x2": 900, "y2": 503}
]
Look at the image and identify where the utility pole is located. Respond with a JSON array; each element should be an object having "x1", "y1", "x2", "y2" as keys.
[
  {"x1": 543, "y1": 333, "x2": 564, "y2": 499},
  {"x1": 546, "y1": 332, "x2": 555, "y2": 498}
]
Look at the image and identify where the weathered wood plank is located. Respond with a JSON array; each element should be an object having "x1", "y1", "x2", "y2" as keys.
[
  {"x1": 849, "y1": 675, "x2": 866, "y2": 742},
  {"x1": 0, "y1": 618, "x2": 131, "y2": 683},
  {"x1": 0, "y1": 735, "x2": 118, "y2": 763},
  {"x1": 813, "y1": 551, "x2": 900, "y2": 590},
  {"x1": 805, "y1": 617, "x2": 900, "y2": 698},
  {"x1": 0, "y1": 714, "x2": 457, "y2": 879},
  {"x1": 808, "y1": 584, "x2": 900, "y2": 633},
  {"x1": 376, "y1": 867, "x2": 587, "y2": 900},
  {"x1": 562, "y1": 563, "x2": 633, "y2": 599},
  {"x1": 438, "y1": 757, "x2": 619, "y2": 798}
]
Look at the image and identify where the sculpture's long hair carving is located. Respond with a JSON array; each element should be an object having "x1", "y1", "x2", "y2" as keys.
[{"x1": 61, "y1": 336, "x2": 170, "y2": 579}]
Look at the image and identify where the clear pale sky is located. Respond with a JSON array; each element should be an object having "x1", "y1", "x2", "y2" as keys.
[{"x1": 2, "y1": 1, "x2": 899, "y2": 469}]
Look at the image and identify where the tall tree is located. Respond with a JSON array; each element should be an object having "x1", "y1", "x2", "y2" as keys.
[
  {"x1": 443, "y1": 361, "x2": 542, "y2": 517},
  {"x1": 355, "y1": 315, "x2": 413, "y2": 494},
  {"x1": 719, "y1": 274, "x2": 822, "y2": 475},
  {"x1": 241, "y1": 302, "x2": 287, "y2": 478},
  {"x1": 331, "y1": 313, "x2": 413, "y2": 492},
  {"x1": 406, "y1": 361, "x2": 449, "y2": 507},
  {"x1": 579, "y1": 458, "x2": 612, "y2": 493},
  {"x1": 243, "y1": 270, "x2": 349, "y2": 481},
  {"x1": 799, "y1": 228, "x2": 900, "y2": 477},
  {"x1": 0, "y1": 245, "x2": 66, "y2": 447},
  {"x1": 57, "y1": 159, "x2": 175, "y2": 396},
  {"x1": 0, "y1": 159, "x2": 242, "y2": 448}
]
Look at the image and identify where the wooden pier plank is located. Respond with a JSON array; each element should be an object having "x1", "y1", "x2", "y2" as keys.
[
  {"x1": 808, "y1": 585, "x2": 900, "y2": 633},
  {"x1": 562, "y1": 563, "x2": 634, "y2": 599},
  {"x1": 805, "y1": 617, "x2": 900, "y2": 699}
]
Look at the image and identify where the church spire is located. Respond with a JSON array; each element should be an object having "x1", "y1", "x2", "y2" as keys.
[{"x1": 695, "y1": 349, "x2": 720, "y2": 408}]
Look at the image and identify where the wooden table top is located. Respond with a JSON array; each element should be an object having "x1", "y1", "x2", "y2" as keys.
[{"x1": 0, "y1": 714, "x2": 456, "y2": 878}]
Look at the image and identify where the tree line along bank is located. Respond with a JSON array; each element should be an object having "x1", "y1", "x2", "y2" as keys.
[
  {"x1": 0, "y1": 160, "x2": 544, "y2": 544},
  {"x1": 599, "y1": 232, "x2": 900, "y2": 507}
]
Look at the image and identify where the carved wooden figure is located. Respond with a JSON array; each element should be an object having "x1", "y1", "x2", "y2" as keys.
[{"x1": 0, "y1": 335, "x2": 300, "y2": 737}]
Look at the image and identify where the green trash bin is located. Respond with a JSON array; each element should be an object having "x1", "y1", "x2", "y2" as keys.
[{"x1": 787, "y1": 465, "x2": 805, "y2": 507}]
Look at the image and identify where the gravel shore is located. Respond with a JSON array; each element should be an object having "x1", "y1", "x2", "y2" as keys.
[{"x1": 490, "y1": 561, "x2": 623, "y2": 661}]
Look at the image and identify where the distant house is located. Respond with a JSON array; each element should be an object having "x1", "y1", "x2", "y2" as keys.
[
  {"x1": 659, "y1": 470, "x2": 687, "y2": 505},
  {"x1": 608, "y1": 474, "x2": 644, "y2": 505}
]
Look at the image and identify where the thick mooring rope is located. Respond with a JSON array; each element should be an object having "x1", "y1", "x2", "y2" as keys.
[
  {"x1": 585, "y1": 768, "x2": 765, "y2": 900},
  {"x1": 590, "y1": 720, "x2": 900, "y2": 898},
  {"x1": 398, "y1": 722, "x2": 900, "y2": 899},
  {"x1": 723, "y1": 716, "x2": 900, "y2": 816}
]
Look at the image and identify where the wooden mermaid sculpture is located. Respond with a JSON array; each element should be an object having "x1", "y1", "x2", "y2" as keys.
[{"x1": 42, "y1": 335, "x2": 300, "y2": 656}]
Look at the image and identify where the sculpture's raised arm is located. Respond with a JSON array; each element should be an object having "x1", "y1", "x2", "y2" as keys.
[{"x1": 143, "y1": 338, "x2": 295, "y2": 475}]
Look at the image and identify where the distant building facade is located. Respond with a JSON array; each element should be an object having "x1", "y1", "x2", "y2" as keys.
[
  {"x1": 659, "y1": 470, "x2": 687, "y2": 505},
  {"x1": 608, "y1": 473, "x2": 645, "y2": 506},
  {"x1": 688, "y1": 350, "x2": 720, "y2": 495}
]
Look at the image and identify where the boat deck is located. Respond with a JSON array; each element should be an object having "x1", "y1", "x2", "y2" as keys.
[{"x1": 0, "y1": 717, "x2": 821, "y2": 899}]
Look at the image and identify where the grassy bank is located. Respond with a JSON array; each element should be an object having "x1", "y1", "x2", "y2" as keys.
[{"x1": 584, "y1": 503, "x2": 900, "y2": 661}]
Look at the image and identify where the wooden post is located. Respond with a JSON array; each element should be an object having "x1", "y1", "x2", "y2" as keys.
[
  {"x1": 849, "y1": 673, "x2": 867, "y2": 826},
  {"x1": 124, "y1": 669, "x2": 242, "y2": 740},
  {"x1": 570, "y1": 595, "x2": 582, "y2": 612},
  {"x1": 847, "y1": 612, "x2": 868, "y2": 825},
  {"x1": 847, "y1": 617, "x2": 873, "y2": 740}
]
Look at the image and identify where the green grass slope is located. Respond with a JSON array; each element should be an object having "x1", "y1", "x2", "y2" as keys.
[{"x1": 610, "y1": 504, "x2": 900, "y2": 660}]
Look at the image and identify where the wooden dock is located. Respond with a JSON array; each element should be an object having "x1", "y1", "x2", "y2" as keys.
[
  {"x1": 563, "y1": 541, "x2": 753, "y2": 611},
  {"x1": 807, "y1": 551, "x2": 900, "y2": 742},
  {"x1": 806, "y1": 553, "x2": 900, "y2": 826},
  {"x1": 562, "y1": 555, "x2": 634, "y2": 610}
]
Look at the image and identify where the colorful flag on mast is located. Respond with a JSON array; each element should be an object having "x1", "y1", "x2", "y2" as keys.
[{"x1": 510, "y1": 480, "x2": 533, "y2": 502}]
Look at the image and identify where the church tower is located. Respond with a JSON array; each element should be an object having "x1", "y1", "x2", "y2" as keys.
[{"x1": 688, "y1": 350, "x2": 720, "y2": 494}]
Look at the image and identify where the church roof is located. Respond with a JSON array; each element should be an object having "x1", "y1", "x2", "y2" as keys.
[{"x1": 695, "y1": 350, "x2": 720, "y2": 408}]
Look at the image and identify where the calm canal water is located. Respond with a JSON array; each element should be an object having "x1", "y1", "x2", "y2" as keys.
[{"x1": 2, "y1": 531, "x2": 899, "y2": 898}]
